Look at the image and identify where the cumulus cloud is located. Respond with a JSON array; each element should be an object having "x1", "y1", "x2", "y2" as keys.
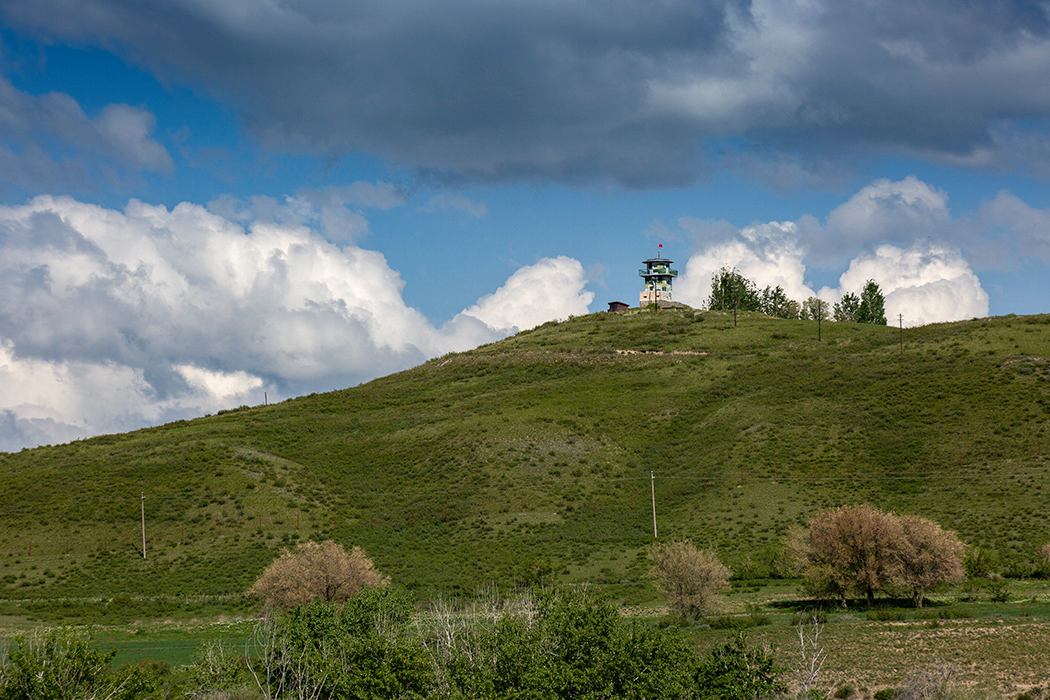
[
  {"x1": 461, "y1": 257, "x2": 593, "y2": 332},
  {"x1": 825, "y1": 245, "x2": 989, "y2": 326},
  {"x1": 207, "y1": 182, "x2": 407, "y2": 242},
  {"x1": 676, "y1": 220, "x2": 815, "y2": 306},
  {"x1": 675, "y1": 177, "x2": 994, "y2": 325},
  {"x1": 0, "y1": 76, "x2": 172, "y2": 192},
  {"x1": 0, "y1": 195, "x2": 591, "y2": 450},
  {"x1": 6, "y1": 1, "x2": 1050, "y2": 185}
]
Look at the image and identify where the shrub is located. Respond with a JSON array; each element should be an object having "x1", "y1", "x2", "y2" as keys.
[
  {"x1": 247, "y1": 540, "x2": 389, "y2": 608},
  {"x1": 0, "y1": 628, "x2": 152, "y2": 700},
  {"x1": 694, "y1": 636, "x2": 785, "y2": 700},
  {"x1": 651, "y1": 540, "x2": 731, "y2": 618}
]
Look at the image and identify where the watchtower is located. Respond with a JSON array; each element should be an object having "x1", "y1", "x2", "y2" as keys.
[{"x1": 639, "y1": 247, "x2": 678, "y2": 306}]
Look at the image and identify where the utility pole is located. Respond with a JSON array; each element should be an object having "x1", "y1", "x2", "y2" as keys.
[
  {"x1": 264, "y1": 391, "x2": 268, "y2": 406},
  {"x1": 898, "y1": 313, "x2": 903, "y2": 354},
  {"x1": 650, "y1": 471, "x2": 658, "y2": 539},
  {"x1": 817, "y1": 299, "x2": 822, "y2": 341},
  {"x1": 140, "y1": 493, "x2": 147, "y2": 559}
]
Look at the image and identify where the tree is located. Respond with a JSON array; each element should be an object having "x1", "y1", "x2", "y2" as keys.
[
  {"x1": 650, "y1": 540, "x2": 730, "y2": 618},
  {"x1": 833, "y1": 292, "x2": 860, "y2": 322},
  {"x1": 799, "y1": 504, "x2": 904, "y2": 606},
  {"x1": 707, "y1": 268, "x2": 760, "y2": 312},
  {"x1": 800, "y1": 297, "x2": 829, "y2": 321},
  {"x1": 248, "y1": 540, "x2": 389, "y2": 608},
  {"x1": 856, "y1": 279, "x2": 888, "y2": 325},
  {"x1": 759, "y1": 285, "x2": 799, "y2": 319},
  {"x1": 896, "y1": 515, "x2": 966, "y2": 607}
]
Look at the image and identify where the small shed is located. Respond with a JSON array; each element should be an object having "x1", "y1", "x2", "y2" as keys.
[{"x1": 607, "y1": 301, "x2": 630, "y2": 313}]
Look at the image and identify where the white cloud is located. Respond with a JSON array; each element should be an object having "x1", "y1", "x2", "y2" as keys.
[
  {"x1": 0, "y1": 195, "x2": 592, "y2": 450},
  {"x1": 676, "y1": 220, "x2": 815, "y2": 306},
  {"x1": 826, "y1": 245, "x2": 989, "y2": 327},
  {"x1": 461, "y1": 257, "x2": 593, "y2": 332},
  {"x1": 675, "y1": 177, "x2": 992, "y2": 326}
]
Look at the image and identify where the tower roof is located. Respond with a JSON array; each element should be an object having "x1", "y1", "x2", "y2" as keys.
[{"x1": 642, "y1": 257, "x2": 674, "y2": 265}]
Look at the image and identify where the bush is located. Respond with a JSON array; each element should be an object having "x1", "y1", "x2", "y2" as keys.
[
  {"x1": 651, "y1": 540, "x2": 731, "y2": 618},
  {"x1": 694, "y1": 636, "x2": 785, "y2": 700},
  {"x1": 0, "y1": 628, "x2": 153, "y2": 700},
  {"x1": 250, "y1": 588, "x2": 432, "y2": 699}
]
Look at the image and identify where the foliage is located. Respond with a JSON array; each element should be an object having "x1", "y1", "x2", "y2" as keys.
[
  {"x1": 247, "y1": 540, "x2": 388, "y2": 608},
  {"x1": 249, "y1": 588, "x2": 431, "y2": 699},
  {"x1": 708, "y1": 267, "x2": 761, "y2": 312},
  {"x1": 833, "y1": 292, "x2": 860, "y2": 322},
  {"x1": 857, "y1": 280, "x2": 888, "y2": 325},
  {"x1": 797, "y1": 506, "x2": 966, "y2": 606},
  {"x1": 897, "y1": 515, "x2": 966, "y2": 607},
  {"x1": 0, "y1": 628, "x2": 152, "y2": 700},
  {"x1": 651, "y1": 540, "x2": 731, "y2": 618},
  {"x1": 800, "y1": 297, "x2": 830, "y2": 321},
  {"x1": 694, "y1": 636, "x2": 785, "y2": 700},
  {"x1": 801, "y1": 504, "x2": 905, "y2": 605}
]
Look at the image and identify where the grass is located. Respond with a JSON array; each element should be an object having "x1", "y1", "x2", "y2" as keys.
[{"x1": 0, "y1": 309, "x2": 1046, "y2": 621}]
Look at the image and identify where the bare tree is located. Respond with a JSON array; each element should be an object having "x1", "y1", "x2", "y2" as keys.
[
  {"x1": 246, "y1": 615, "x2": 327, "y2": 700},
  {"x1": 650, "y1": 540, "x2": 730, "y2": 617},
  {"x1": 802, "y1": 504, "x2": 904, "y2": 606},
  {"x1": 794, "y1": 613, "x2": 826, "y2": 695},
  {"x1": 897, "y1": 515, "x2": 966, "y2": 608},
  {"x1": 247, "y1": 540, "x2": 388, "y2": 608}
]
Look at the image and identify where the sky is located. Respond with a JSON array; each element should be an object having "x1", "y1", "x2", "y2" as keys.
[{"x1": 1, "y1": 0, "x2": 1049, "y2": 451}]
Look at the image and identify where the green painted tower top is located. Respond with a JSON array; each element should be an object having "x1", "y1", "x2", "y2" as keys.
[{"x1": 639, "y1": 247, "x2": 678, "y2": 306}]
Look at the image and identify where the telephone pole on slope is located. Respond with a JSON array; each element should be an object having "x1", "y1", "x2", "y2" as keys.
[
  {"x1": 898, "y1": 313, "x2": 904, "y2": 354},
  {"x1": 817, "y1": 299, "x2": 823, "y2": 341},
  {"x1": 650, "y1": 471, "x2": 658, "y2": 539},
  {"x1": 140, "y1": 493, "x2": 147, "y2": 559}
]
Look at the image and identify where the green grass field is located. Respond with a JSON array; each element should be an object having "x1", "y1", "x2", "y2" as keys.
[{"x1": 0, "y1": 309, "x2": 1047, "y2": 628}]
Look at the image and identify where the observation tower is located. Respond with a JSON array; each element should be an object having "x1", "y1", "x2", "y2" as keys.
[{"x1": 639, "y1": 245, "x2": 678, "y2": 306}]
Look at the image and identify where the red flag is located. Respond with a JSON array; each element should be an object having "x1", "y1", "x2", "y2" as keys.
[{"x1": 658, "y1": 243, "x2": 663, "y2": 248}]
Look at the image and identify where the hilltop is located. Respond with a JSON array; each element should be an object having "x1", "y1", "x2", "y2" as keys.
[{"x1": 0, "y1": 309, "x2": 1048, "y2": 615}]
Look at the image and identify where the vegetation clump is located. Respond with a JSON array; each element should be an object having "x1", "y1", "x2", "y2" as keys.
[
  {"x1": 650, "y1": 539, "x2": 731, "y2": 618},
  {"x1": 795, "y1": 505, "x2": 965, "y2": 606},
  {"x1": 247, "y1": 539, "x2": 388, "y2": 608}
]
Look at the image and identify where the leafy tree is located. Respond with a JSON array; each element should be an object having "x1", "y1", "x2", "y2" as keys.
[
  {"x1": 694, "y1": 636, "x2": 785, "y2": 700},
  {"x1": 896, "y1": 515, "x2": 966, "y2": 607},
  {"x1": 799, "y1": 504, "x2": 904, "y2": 606},
  {"x1": 707, "y1": 267, "x2": 761, "y2": 312},
  {"x1": 248, "y1": 540, "x2": 389, "y2": 608},
  {"x1": 651, "y1": 540, "x2": 731, "y2": 618},
  {"x1": 856, "y1": 279, "x2": 888, "y2": 325},
  {"x1": 833, "y1": 292, "x2": 860, "y2": 322},
  {"x1": 759, "y1": 285, "x2": 799, "y2": 319},
  {"x1": 800, "y1": 296, "x2": 829, "y2": 321}
]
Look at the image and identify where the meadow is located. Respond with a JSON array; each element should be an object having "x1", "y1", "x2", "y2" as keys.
[{"x1": 0, "y1": 309, "x2": 1048, "y2": 690}]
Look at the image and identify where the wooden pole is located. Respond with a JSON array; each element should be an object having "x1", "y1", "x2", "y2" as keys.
[
  {"x1": 140, "y1": 493, "x2": 147, "y2": 559},
  {"x1": 650, "y1": 471, "x2": 658, "y2": 539},
  {"x1": 899, "y1": 313, "x2": 903, "y2": 354}
]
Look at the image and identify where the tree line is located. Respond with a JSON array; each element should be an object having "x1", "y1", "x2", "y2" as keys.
[{"x1": 707, "y1": 267, "x2": 888, "y2": 324}]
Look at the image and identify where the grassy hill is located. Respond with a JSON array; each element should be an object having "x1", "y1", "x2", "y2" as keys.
[{"x1": 1, "y1": 309, "x2": 1048, "y2": 618}]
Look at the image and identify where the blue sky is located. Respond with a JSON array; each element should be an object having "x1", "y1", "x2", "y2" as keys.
[{"x1": 1, "y1": 1, "x2": 1049, "y2": 449}]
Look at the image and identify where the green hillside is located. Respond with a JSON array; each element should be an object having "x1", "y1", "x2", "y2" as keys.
[{"x1": 1, "y1": 309, "x2": 1048, "y2": 614}]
